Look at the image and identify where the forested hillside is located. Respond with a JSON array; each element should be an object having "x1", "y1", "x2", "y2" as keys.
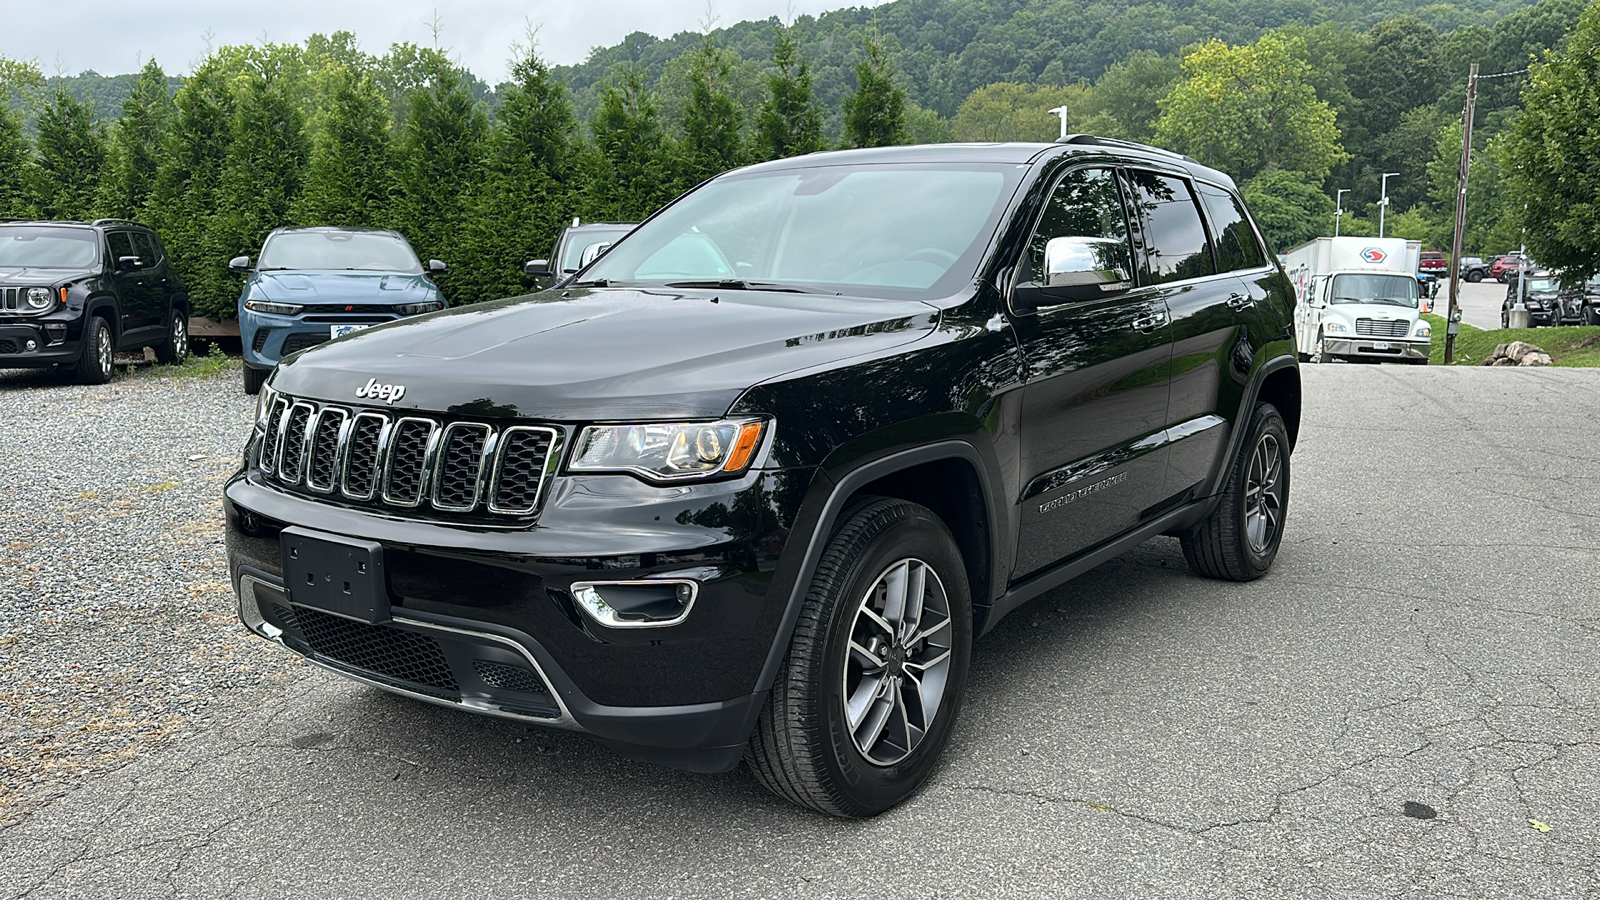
[{"x1": 0, "y1": 0, "x2": 1591, "y2": 320}]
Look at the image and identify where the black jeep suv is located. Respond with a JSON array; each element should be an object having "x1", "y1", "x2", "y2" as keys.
[
  {"x1": 225, "y1": 138, "x2": 1301, "y2": 817},
  {"x1": 0, "y1": 219, "x2": 189, "y2": 383}
]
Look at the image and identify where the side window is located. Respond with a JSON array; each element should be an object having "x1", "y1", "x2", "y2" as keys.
[
  {"x1": 106, "y1": 232, "x2": 136, "y2": 268},
  {"x1": 1023, "y1": 167, "x2": 1133, "y2": 286},
  {"x1": 133, "y1": 233, "x2": 160, "y2": 266},
  {"x1": 1196, "y1": 182, "x2": 1267, "y2": 272},
  {"x1": 1126, "y1": 171, "x2": 1216, "y2": 285}
]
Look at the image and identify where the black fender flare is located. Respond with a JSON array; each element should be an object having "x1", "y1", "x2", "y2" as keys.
[
  {"x1": 1198, "y1": 353, "x2": 1300, "y2": 501},
  {"x1": 751, "y1": 440, "x2": 1005, "y2": 696},
  {"x1": 83, "y1": 296, "x2": 120, "y2": 342}
]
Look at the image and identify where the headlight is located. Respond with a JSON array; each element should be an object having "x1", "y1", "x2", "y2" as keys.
[
  {"x1": 25, "y1": 287, "x2": 51, "y2": 310},
  {"x1": 394, "y1": 301, "x2": 444, "y2": 315},
  {"x1": 1324, "y1": 321, "x2": 1349, "y2": 334},
  {"x1": 571, "y1": 419, "x2": 767, "y2": 480},
  {"x1": 254, "y1": 382, "x2": 279, "y2": 430},
  {"x1": 244, "y1": 300, "x2": 304, "y2": 316},
  {"x1": 1415, "y1": 322, "x2": 1431, "y2": 338}
]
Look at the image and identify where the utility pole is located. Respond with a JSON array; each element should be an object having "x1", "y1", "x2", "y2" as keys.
[
  {"x1": 1335, "y1": 188, "x2": 1350, "y2": 236},
  {"x1": 1379, "y1": 172, "x2": 1400, "y2": 238},
  {"x1": 1445, "y1": 64, "x2": 1478, "y2": 364}
]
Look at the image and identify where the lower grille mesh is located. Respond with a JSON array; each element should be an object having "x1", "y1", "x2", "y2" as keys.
[
  {"x1": 473, "y1": 660, "x2": 552, "y2": 696},
  {"x1": 279, "y1": 603, "x2": 459, "y2": 692}
]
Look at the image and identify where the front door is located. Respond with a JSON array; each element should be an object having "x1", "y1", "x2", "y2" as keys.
[{"x1": 1011, "y1": 166, "x2": 1174, "y2": 579}]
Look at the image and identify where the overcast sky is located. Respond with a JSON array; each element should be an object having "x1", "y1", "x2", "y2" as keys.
[{"x1": 3, "y1": 0, "x2": 884, "y2": 83}]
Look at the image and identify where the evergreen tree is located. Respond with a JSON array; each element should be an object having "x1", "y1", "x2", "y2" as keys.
[
  {"x1": 210, "y1": 47, "x2": 310, "y2": 290},
  {"x1": 293, "y1": 63, "x2": 393, "y2": 226},
  {"x1": 586, "y1": 66, "x2": 678, "y2": 222},
  {"x1": 680, "y1": 36, "x2": 742, "y2": 183},
  {"x1": 756, "y1": 28, "x2": 824, "y2": 161},
  {"x1": 844, "y1": 36, "x2": 906, "y2": 149},
  {"x1": 146, "y1": 52, "x2": 242, "y2": 320},
  {"x1": 0, "y1": 59, "x2": 41, "y2": 218},
  {"x1": 98, "y1": 59, "x2": 176, "y2": 218},
  {"x1": 30, "y1": 88, "x2": 107, "y2": 220},
  {"x1": 459, "y1": 43, "x2": 578, "y2": 302},
  {"x1": 392, "y1": 49, "x2": 488, "y2": 273}
]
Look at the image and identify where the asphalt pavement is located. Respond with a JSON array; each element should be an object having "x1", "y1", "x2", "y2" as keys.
[
  {"x1": 1444, "y1": 279, "x2": 1511, "y2": 331},
  {"x1": 2, "y1": 365, "x2": 1597, "y2": 898}
]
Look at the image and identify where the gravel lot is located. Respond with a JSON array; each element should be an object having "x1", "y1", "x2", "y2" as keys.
[{"x1": 0, "y1": 361, "x2": 309, "y2": 825}]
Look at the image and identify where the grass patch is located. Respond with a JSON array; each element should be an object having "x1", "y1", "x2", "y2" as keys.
[
  {"x1": 1423, "y1": 314, "x2": 1600, "y2": 366},
  {"x1": 129, "y1": 343, "x2": 239, "y2": 380}
]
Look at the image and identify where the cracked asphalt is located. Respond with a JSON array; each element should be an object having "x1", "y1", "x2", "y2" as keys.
[{"x1": 1, "y1": 365, "x2": 1597, "y2": 898}]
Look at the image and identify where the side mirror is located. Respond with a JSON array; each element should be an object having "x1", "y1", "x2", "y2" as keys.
[
  {"x1": 118, "y1": 255, "x2": 144, "y2": 270},
  {"x1": 523, "y1": 259, "x2": 551, "y2": 277},
  {"x1": 228, "y1": 256, "x2": 252, "y2": 275},
  {"x1": 579, "y1": 241, "x2": 613, "y2": 268},
  {"x1": 428, "y1": 259, "x2": 448, "y2": 274},
  {"x1": 1012, "y1": 236, "x2": 1131, "y2": 314}
]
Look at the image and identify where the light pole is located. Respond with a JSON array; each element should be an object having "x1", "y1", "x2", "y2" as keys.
[
  {"x1": 1379, "y1": 172, "x2": 1400, "y2": 238},
  {"x1": 1047, "y1": 106, "x2": 1069, "y2": 140},
  {"x1": 1334, "y1": 189, "x2": 1350, "y2": 236}
]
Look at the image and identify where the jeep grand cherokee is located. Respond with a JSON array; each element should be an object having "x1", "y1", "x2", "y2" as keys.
[{"x1": 225, "y1": 137, "x2": 1301, "y2": 817}]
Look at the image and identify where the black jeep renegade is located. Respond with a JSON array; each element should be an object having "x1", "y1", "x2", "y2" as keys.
[
  {"x1": 0, "y1": 219, "x2": 190, "y2": 382},
  {"x1": 225, "y1": 138, "x2": 1301, "y2": 817}
]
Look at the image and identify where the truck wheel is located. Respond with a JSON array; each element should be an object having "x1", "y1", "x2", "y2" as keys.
[
  {"x1": 1180, "y1": 402, "x2": 1290, "y2": 582},
  {"x1": 75, "y1": 316, "x2": 114, "y2": 385},
  {"x1": 747, "y1": 498, "x2": 972, "y2": 817},
  {"x1": 243, "y1": 365, "x2": 268, "y2": 395},
  {"x1": 155, "y1": 310, "x2": 189, "y2": 365},
  {"x1": 1465, "y1": 270, "x2": 1483, "y2": 283},
  {"x1": 1309, "y1": 331, "x2": 1332, "y2": 364}
]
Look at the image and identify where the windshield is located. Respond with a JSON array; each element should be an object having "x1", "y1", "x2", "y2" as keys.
[
  {"x1": 0, "y1": 227, "x2": 99, "y2": 269},
  {"x1": 581, "y1": 163, "x2": 1023, "y2": 300},
  {"x1": 1522, "y1": 276, "x2": 1556, "y2": 292},
  {"x1": 559, "y1": 227, "x2": 633, "y2": 273},
  {"x1": 1330, "y1": 273, "x2": 1418, "y2": 308},
  {"x1": 258, "y1": 231, "x2": 422, "y2": 273}
]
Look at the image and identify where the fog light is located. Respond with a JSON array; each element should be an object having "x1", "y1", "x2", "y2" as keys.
[
  {"x1": 570, "y1": 580, "x2": 698, "y2": 628},
  {"x1": 24, "y1": 339, "x2": 36, "y2": 351}
]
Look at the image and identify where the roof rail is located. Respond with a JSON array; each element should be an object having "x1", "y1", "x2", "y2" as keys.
[
  {"x1": 1055, "y1": 134, "x2": 1198, "y2": 164},
  {"x1": 90, "y1": 218, "x2": 148, "y2": 228}
]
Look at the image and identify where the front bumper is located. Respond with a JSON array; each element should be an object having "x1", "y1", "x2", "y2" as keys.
[
  {"x1": 241, "y1": 313, "x2": 403, "y2": 368},
  {"x1": 0, "y1": 320, "x2": 83, "y2": 368},
  {"x1": 225, "y1": 462, "x2": 814, "y2": 772},
  {"x1": 1323, "y1": 337, "x2": 1430, "y2": 361}
]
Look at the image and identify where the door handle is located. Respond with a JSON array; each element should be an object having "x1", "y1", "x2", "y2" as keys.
[
  {"x1": 1131, "y1": 311, "x2": 1168, "y2": 333},
  {"x1": 1227, "y1": 292, "x2": 1254, "y2": 310}
]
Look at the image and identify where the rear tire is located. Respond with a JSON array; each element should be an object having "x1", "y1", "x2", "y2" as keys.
[
  {"x1": 1466, "y1": 270, "x2": 1484, "y2": 283},
  {"x1": 746, "y1": 498, "x2": 972, "y2": 817},
  {"x1": 75, "y1": 316, "x2": 114, "y2": 385},
  {"x1": 1180, "y1": 402, "x2": 1290, "y2": 582},
  {"x1": 1586, "y1": 306, "x2": 1600, "y2": 326},
  {"x1": 155, "y1": 309, "x2": 188, "y2": 364},
  {"x1": 243, "y1": 365, "x2": 267, "y2": 395}
]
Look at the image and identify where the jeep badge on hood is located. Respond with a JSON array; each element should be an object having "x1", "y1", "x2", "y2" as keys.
[{"x1": 355, "y1": 378, "x2": 406, "y2": 404}]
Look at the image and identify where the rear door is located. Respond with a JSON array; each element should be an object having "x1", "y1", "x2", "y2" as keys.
[
  {"x1": 1010, "y1": 165, "x2": 1174, "y2": 578},
  {"x1": 132, "y1": 232, "x2": 171, "y2": 329}
]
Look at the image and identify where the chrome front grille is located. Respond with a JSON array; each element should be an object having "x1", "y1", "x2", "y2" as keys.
[
  {"x1": 1355, "y1": 318, "x2": 1409, "y2": 338},
  {"x1": 257, "y1": 396, "x2": 559, "y2": 518}
]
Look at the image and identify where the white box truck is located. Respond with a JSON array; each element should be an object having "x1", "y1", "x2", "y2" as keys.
[{"x1": 1285, "y1": 237, "x2": 1431, "y2": 364}]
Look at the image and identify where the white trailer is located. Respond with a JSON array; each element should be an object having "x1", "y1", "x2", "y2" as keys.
[{"x1": 1285, "y1": 237, "x2": 1431, "y2": 364}]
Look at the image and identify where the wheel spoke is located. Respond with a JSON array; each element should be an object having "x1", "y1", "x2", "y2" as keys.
[
  {"x1": 899, "y1": 562, "x2": 927, "y2": 644},
  {"x1": 910, "y1": 615, "x2": 951, "y2": 648},
  {"x1": 846, "y1": 672, "x2": 889, "y2": 730},
  {"x1": 854, "y1": 684, "x2": 894, "y2": 751},
  {"x1": 858, "y1": 605, "x2": 895, "y2": 641},
  {"x1": 849, "y1": 639, "x2": 884, "y2": 669},
  {"x1": 880, "y1": 561, "x2": 910, "y2": 630}
]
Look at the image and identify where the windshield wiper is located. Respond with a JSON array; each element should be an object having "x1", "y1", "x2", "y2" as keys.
[
  {"x1": 664, "y1": 279, "x2": 818, "y2": 293},
  {"x1": 571, "y1": 278, "x2": 612, "y2": 287}
]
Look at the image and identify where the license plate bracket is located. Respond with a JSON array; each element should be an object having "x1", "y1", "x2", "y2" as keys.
[
  {"x1": 330, "y1": 323, "x2": 369, "y2": 339},
  {"x1": 281, "y1": 527, "x2": 390, "y2": 623}
]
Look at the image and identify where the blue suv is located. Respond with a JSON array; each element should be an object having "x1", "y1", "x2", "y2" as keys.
[{"x1": 232, "y1": 227, "x2": 447, "y2": 393}]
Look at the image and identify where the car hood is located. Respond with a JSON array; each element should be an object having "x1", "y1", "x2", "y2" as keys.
[
  {"x1": 271, "y1": 287, "x2": 939, "y2": 420},
  {"x1": 252, "y1": 271, "x2": 439, "y2": 304},
  {"x1": 0, "y1": 267, "x2": 95, "y2": 285}
]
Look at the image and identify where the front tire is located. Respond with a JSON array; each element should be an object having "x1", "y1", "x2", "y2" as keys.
[
  {"x1": 1586, "y1": 306, "x2": 1600, "y2": 326},
  {"x1": 242, "y1": 365, "x2": 268, "y2": 395},
  {"x1": 747, "y1": 498, "x2": 972, "y2": 817},
  {"x1": 1180, "y1": 402, "x2": 1290, "y2": 582},
  {"x1": 155, "y1": 309, "x2": 188, "y2": 364},
  {"x1": 75, "y1": 316, "x2": 114, "y2": 385},
  {"x1": 1309, "y1": 331, "x2": 1332, "y2": 364}
]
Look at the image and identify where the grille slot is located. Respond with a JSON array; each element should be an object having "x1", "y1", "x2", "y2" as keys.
[
  {"x1": 1355, "y1": 318, "x2": 1409, "y2": 338},
  {"x1": 473, "y1": 660, "x2": 551, "y2": 696},
  {"x1": 251, "y1": 329, "x2": 269, "y2": 353},
  {"x1": 255, "y1": 396, "x2": 559, "y2": 518},
  {"x1": 0, "y1": 339, "x2": 17, "y2": 354},
  {"x1": 381, "y1": 418, "x2": 438, "y2": 508},
  {"x1": 340, "y1": 413, "x2": 386, "y2": 500},
  {"x1": 1, "y1": 288, "x2": 13, "y2": 311},
  {"x1": 287, "y1": 604, "x2": 459, "y2": 692},
  {"x1": 276, "y1": 402, "x2": 315, "y2": 484},
  {"x1": 304, "y1": 408, "x2": 348, "y2": 493},
  {"x1": 282, "y1": 332, "x2": 328, "y2": 356}
]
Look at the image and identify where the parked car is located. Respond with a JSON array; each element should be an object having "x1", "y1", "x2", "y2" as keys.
[
  {"x1": 233, "y1": 227, "x2": 448, "y2": 394},
  {"x1": 0, "y1": 218, "x2": 188, "y2": 383},
  {"x1": 1503, "y1": 271, "x2": 1561, "y2": 327},
  {"x1": 1490, "y1": 253, "x2": 1535, "y2": 283},
  {"x1": 1419, "y1": 251, "x2": 1449, "y2": 277},
  {"x1": 226, "y1": 137, "x2": 1301, "y2": 817},
  {"x1": 1459, "y1": 256, "x2": 1488, "y2": 282},
  {"x1": 1556, "y1": 273, "x2": 1600, "y2": 325},
  {"x1": 523, "y1": 220, "x2": 637, "y2": 288}
]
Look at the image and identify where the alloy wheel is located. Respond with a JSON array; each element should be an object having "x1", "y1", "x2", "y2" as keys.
[
  {"x1": 96, "y1": 327, "x2": 113, "y2": 379},
  {"x1": 842, "y1": 558, "x2": 954, "y2": 766},
  {"x1": 1244, "y1": 433, "x2": 1284, "y2": 554}
]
